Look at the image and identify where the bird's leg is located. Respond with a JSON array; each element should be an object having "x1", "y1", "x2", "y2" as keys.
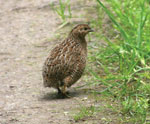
[
  {"x1": 62, "y1": 84, "x2": 66, "y2": 95},
  {"x1": 57, "y1": 81, "x2": 64, "y2": 95},
  {"x1": 61, "y1": 84, "x2": 71, "y2": 98},
  {"x1": 57, "y1": 87, "x2": 69, "y2": 98},
  {"x1": 57, "y1": 87, "x2": 62, "y2": 95},
  {"x1": 57, "y1": 82, "x2": 70, "y2": 98}
]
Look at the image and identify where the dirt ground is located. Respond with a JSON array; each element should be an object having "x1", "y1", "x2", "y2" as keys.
[{"x1": 0, "y1": 0, "x2": 100, "y2": 124}]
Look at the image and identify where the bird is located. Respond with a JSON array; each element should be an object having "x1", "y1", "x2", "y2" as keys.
[{"x1": 42, "y1": 24, "x2": 93, "y2": 98}]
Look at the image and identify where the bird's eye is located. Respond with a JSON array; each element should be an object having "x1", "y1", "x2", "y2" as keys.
[{"x1": 84, "y1": 27, "x2": 88, "y2": 30}]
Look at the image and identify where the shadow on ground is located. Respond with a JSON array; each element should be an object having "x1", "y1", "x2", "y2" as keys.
[{"x1": 40, "y1": 88, "x2": 89, "y2": 101}]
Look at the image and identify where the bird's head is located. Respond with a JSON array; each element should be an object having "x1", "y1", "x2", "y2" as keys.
[{"x1": 69, "y1": 24, "x2": 94, "y2": 38}]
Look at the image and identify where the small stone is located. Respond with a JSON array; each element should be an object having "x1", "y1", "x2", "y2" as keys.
[
  {"x1": 9, "y1": 85, "x2": 15, "y2": 89},
  {"x1": 64, "y1": 111, "x2": 68, "y2": 115}
]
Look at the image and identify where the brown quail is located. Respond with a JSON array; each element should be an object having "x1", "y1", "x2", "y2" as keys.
[{"x1": 42, "y1": 24, "x2": 93, "y2": 97}]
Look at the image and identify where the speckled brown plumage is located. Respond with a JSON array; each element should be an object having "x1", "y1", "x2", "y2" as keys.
[{"x1": 42, "y1": 24, "x2": 93, "y2": 97}]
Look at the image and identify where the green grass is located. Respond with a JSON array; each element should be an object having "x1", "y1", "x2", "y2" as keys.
[
  {"x1": 87, "y1": 0, "x2": 150, "y2": 123},
  {"x1": 73, "y1": 105, "x2": 98, "y2": 122},
  {"x1": 50, "y1": 0, "x2": 72, "y2": 23},
  {"x1": 52, "y1": 0, "x2": 150, "y2": 123}
]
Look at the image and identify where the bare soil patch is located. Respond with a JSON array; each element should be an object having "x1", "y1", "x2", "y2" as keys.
[{"x1": 0, "y1": 0, "x2": 100, "y2": 124}]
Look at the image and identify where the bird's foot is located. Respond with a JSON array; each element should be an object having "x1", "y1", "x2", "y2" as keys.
[
  {"x1": 57, "y1": 86, "x2": 71, "y2": 98},
  {"x1": 57, "y1": 92, "x2": 71, "y2": 99}
]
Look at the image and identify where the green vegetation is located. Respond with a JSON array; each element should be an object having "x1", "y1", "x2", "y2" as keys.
[
  {"x1": 88, "y1": 0, "x2": 150, "y2": 123},
  {"x1": 52, "y1": 0, "x2": 150, "y2": 123},
  {"x1": 73, "y1": 105, "x2": 98, "y2": 122},
  {"x1": 50, "y1": 0, "x2": 72, "y2": 23}
]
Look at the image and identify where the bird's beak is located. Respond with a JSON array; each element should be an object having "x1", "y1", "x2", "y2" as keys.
[{"x1": 89, "y1": 29, "x2": 94, "y2": 32}]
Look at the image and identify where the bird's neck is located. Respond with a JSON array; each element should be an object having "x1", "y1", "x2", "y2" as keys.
[
  {"x1": 69, "y1": 33, "x2": 86, "y2": 42},
  {"x1": 68, "y1": 33, "x2": 87, "y2": 51}
]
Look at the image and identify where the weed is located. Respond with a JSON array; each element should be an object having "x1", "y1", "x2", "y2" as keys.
[
  {"x1": 87, "y1": 0, "x2": 150, "y2": 123},
  {"x1": 73, "y1": 105, "x2": 97, "y2": 122},
  {"x1": 50, "y1": 0, "x2": 72, "y2": 23}
]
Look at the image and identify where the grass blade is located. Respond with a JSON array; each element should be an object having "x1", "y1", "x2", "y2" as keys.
[{"x1": 96, "y1": 0, "x2": 128, "y2": 41}]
